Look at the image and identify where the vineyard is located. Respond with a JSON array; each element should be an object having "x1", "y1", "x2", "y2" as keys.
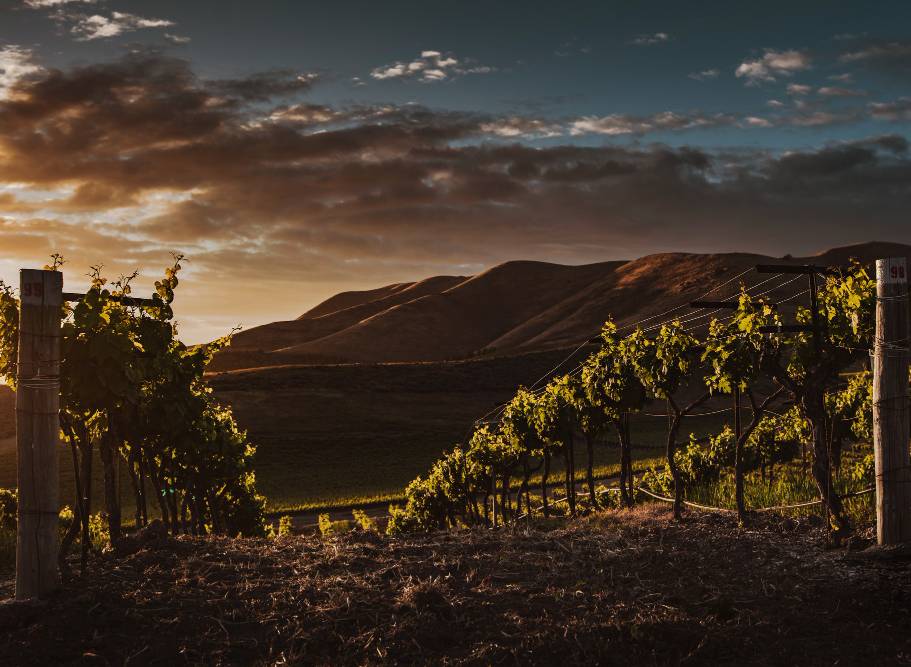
[
  {"x1": 1, "y1": 252, "x2": 910, "y2": 666},
  {"x1": 0, "y1": 257, "x2": 268, "y2": 578},
  {"x1": 384, "y1": 259, "x2": 890, "y2": 539}
]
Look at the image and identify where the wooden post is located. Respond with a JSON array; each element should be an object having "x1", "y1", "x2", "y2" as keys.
[
  {"x1": 873, "y1": 257, "x2": 911, "y2": 546},
  {"x1": 16, "y1": 269, "x2": 62, "y2": 599}
]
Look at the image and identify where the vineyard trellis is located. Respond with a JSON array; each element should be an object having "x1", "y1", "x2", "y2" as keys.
[
  {"x1": 1, "y1": 257, "x2": 268, "y2": 599},
  {"x1": 388, "y1": 257, "x2": 906, "y2": 541}
]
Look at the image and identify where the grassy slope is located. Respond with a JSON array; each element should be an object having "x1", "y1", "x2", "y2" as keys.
[
  {"x1": 208, "y1": 353, "x2": 731, "y2": 511},
  {"x1": 0, "y1": 356, "x2": 732, "y2": 513}
]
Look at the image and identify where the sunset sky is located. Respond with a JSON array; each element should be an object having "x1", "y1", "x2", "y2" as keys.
[{"x1": 1, "y1": 0, "x2": 910, "y2": 342}]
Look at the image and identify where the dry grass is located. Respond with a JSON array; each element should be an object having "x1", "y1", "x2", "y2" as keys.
[{"x1": 2, "y1": 504, "x2": 910, "y2": 666}]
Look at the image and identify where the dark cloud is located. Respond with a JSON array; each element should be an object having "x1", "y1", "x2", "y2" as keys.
[
  {"x1": 0, "y1": 53, "x2": 910, "y2": 342},
  {"x1": 208, "y1": 70, "x2": 318, "y2": 102},
  {"x1": 840, "y1": 40, "x2": 911, "y2": 78}
]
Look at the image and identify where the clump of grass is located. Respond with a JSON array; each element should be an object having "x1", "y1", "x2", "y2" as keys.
[{"x1": 351, "y1": 509, "x2": 375, "y2": 532}]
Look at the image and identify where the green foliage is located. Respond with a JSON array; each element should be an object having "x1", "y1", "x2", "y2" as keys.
[
  {"x1": 351, "y1": 509, "x2": 375, "y2": 532},
  {"x1": 628, "y1": 323, "x2": 703, "y2": 400},
  {"x1": 581, "y1": 321, "x2": 646, "y2": 423},
  {"x1": 830, "y1": 371, "x2": 873, "y2": 443},
  {"x1": 383, "y1": 265, "x2": 882, "y2": 534},
  {"x1": 0, "y1": 487, "x2": 16, "y2": 530},
  {"x1": 703, "y1": 292, "x2": 779, "y2": 395},
  {"x1": 500, "y1": 388, "x2": 544, "y2": 458},
  {"x1": 0, "y1": 282, "x2": 17, "y2": 387},
  {"x1": 0, "y1": 256, "x2": 265, "y2": 540},
  {"x1": 850, "y1": 453, "x2": 875, "y2": 485}
]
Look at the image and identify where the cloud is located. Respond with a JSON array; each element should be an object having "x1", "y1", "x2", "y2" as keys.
[
  {"x1": 22, "y1": 0, "x2": 95, "y2": 7},
  {"x1": 479, "y1": 117, "x2": 563, "y2": 139},
  {"x1": 868, "y1": 98, "x2": 911, "y2": 121},
  {"x1": 786, "y1": 83, "x2": 812, "y2": 95},
  {"x1": 569, "y1": 111, "x2": 736, "y2": 136},
  {"x1": 0, "y1": 46, "x2": 42, "y2": 100},
  {"x1": 164, "y1": 33, "x2": 191, "y2": 45},
  {"x1": 828, "y1": 73, "x2": 853, "y2": 83},
  {"x1": 370, "y1": 51, "x2": 494, "y2": 83},
  {"x1": 736, "y1": 49, "x2": 811, "y2": 84},
  {"x1": 554, "y1": 38, "x2": 592, "y2": 57},
  {"x1": 631, "y1": 32, "x2": 670, "y2": 46},
  {"x1": 69, "y1": 11, "x2": 175, "y2": 40},
  {"x1": 840, "y1": 41, "x2": 911, "y2": 64},
  {"x1": 209, "y1": 71, "x2": 318, "y2": 102},
  {"x1": 766, "y1": 99, "x2": 785, "y2": 108},
  {"x1": 817, "y1": 86, "x2": 866, "y2": 97},
  {"x1": 1, "y1": 53, "x2": 910, "y2": 342},
  {"x1": 688, "y1": 69, "x2": 719, "y2": 81},
  {"x1": 839, "y1": 40, "x2": 911, "y2": 79}
]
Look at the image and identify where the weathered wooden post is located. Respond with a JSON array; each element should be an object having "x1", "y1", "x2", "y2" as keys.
[
  {"x1": 873, "y1": 257, "x2": 911, "y2": 545},
  {"x1": 16, "y1": 269, "x2": 62, "y2": 599}
]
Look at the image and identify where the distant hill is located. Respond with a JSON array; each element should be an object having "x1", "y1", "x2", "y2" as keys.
[{"x1": 211, "y1": 241, "x2": 911, "y2": 371}]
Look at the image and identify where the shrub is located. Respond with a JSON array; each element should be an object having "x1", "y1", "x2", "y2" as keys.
[
  {"x1": 277, "y1": 515, "x2": 293, "y2": 537},
  {"x1": 318, "y1": 513, "x2": 333, "y2": 537},
  {"x1": 352, "y1": 509, "x2": 375, "y2": 532},
  {"x1": 0, "y1": 488, "x2": 16, "y2": 530}
]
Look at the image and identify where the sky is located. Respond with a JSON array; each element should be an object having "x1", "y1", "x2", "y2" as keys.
[{"x1": 0, "y1": 0, "x2": 910, "y2": 342}]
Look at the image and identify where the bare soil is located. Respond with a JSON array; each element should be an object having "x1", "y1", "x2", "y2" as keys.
[{"x1": 2, "y1": 505, "x2": 910, "y2": 666}]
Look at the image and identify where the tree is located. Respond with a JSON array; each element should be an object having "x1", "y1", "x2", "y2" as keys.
[
  {"x1": 703, "y1": 292, "x2": 784, "y2": 520},
  {"x1": 581, "y1": 321, "x2": 646, "y2": 506},
  {"x1": 0, "y1": 256, "x2": 267, "y2": 571},
  {"x1": 500, "y1": 388, "x2": 545, "y2": 516},
  {"x1": 535, "y1": 377, "x2": 578, "y2": 515},
  {"x1": 628, "y1": 322, "x2": 710, "y2": 519},
  {"x1": 767, "y1": 262, "x2": 875, "y2": 536}
]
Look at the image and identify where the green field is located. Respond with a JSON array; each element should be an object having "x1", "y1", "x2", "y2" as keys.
[{"x1": 0, "y1": 354, "x2": 734, "y2": 515}]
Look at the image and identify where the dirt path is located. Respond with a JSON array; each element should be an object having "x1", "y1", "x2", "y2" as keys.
[{"x1": 2, "y1": 505, "x2": 910, "y2": 666}]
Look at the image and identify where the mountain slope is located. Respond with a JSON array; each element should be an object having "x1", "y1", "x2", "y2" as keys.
[{"x1": 211, "y1": 241, "x2": 911, "y2": 370}]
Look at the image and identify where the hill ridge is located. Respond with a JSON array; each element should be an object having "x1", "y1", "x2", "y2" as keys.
[{"x1": 210, "y1": 241, "x2": 911, "y2": 371}]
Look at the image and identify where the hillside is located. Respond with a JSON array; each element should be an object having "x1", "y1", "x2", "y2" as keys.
[
  {"x1": 3, "y1": 506, "x2": 910, "y2": 665},
  {"x1": 211, "y1": 241, "x2": 911, "y2": 370}
]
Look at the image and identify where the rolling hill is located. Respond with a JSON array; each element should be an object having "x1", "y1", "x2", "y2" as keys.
[
  {"x1": 210, "y1": 241, "x2": 911, "y2": 370},
  {"x1": 1, "y1": 241, "x2": 908, "y2": 510}
]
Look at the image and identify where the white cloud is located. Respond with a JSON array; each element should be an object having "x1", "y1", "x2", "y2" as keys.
[
  {"x1": 71, "y1": 11, "x2": 174, "y2": 41},
  {"x1": 828, "y1": 73, "x2": 853, "y2": 83},
  {"x1": 570, "y1": 111, "x2": 733, "y2": 136},
  {"x1": 479, "y1": 117, "x2": 563, "y2": 139},
  {"x1": 743, "y1": 116, "x2": 772, "y2": 127},
  {"x1": 23, "y1": 0, "x2": 95, "y2": 7},
  {"x1": 788, "y1": 111, "x2": 841, "y2": 127},
  {"x1": 766, "y1": 99, "x2": 785, "y2": 108},
  {"x1": 840, "y1": 42, "x2": 911, "y2": 63},
  {"x1": 735, "y1": 49, "x2": 811, "y2": 85},
  {"x1": 0, "y1": 46, "x2": 42, "y2": 100},
  {"x1": 164, "y1": 33, "x2": 191, "y2": 45},
  {"x1": 818, "y1": 86, "x2": 866, "y2": 97},
  {"x1": 370, "y1": 51, "x2": 493, "y2": 83},
  {"x1": 786, "y1": 83, "x2": 812, "y2": 95},
  {"x1": 869, "y1": 98, "x2": 911, "y2": 121},
  {"x1": 631, "y1": 32, "x2": 670, "y2": 46},
  {"x1": 688, "y1": 69, "x2": 720, "y2": 81}
]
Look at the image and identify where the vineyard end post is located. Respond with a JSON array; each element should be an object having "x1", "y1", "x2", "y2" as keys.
[
  {"x1": 872, "y1": 257, "x2": 911, "y2": 546},
  {"x1": 15, "y1": 268, "x2": 62, "y2": 599}
]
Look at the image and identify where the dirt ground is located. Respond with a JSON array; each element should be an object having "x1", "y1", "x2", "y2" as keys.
[{"x1": 2, "y1": 504, "x2": 911, "y2": 666}]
